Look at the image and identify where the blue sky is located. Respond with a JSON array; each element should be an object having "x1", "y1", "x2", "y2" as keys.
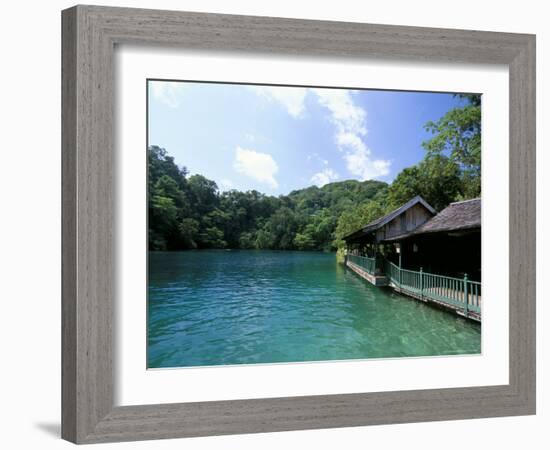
[{"x1": 148, "y1": 81, "x2": 465, "y2": 195}]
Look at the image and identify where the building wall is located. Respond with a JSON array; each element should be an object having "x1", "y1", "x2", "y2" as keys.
[
  {"x1": 400, "y1": 231, "x2": 481, "y2": 281},
  {"x1": 376, "y1": 203, "x2": 433, "y2": 241}
]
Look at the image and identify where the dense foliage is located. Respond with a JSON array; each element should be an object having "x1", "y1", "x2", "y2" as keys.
[
  {"x1": 422, "y1": 94, "x2": 481, "y2": 199},
  {"x1": 149, "y1": 94, "x2": 481, "y2": 252},
  {"x1": 148, "y1": 145, "x2": 388, "y2": 251},
  {"x1": 385, "y1": 94, "x2": 481, "y2": 210}
]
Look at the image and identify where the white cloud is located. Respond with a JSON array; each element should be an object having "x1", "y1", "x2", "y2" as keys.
[
  {"x1": 336, "y1": 131, "x2": 391, "y2": 179},
  {"x1": 311, "y1": 88, "x2": 391, "y2": 180},
  {"x1": 307, "y1": 152, "x2": 329, "y2": 166},
  {"x1": 233, "y1": 147, "x2": 279, "y2": 188},
  {"x1": 311, "y1": 168, "x2": 339, "y2": 187},
  {"x1": 150, "y1": 81, "x2": 186, "y2": 108},
  {"x1": 311, "y1": 88, "x2": 367, "y2": 136},
  {"x1": 249, "y1": 86, "x2": 307, "y2": 118},
  {"x1": 343, "y1": 145, "x2": 391, "y2": 179},
  {"x1": 248, "y1": 85, "x2": 391, "y2": 180}
]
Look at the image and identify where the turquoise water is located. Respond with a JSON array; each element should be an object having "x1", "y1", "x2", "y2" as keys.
[{"x1": 148, "y1": 250, "x2": 481, "y2": 368}]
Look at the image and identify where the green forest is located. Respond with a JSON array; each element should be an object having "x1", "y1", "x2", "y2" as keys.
[{"x1": 148, "y1": 94, "x2": 480, "y2": 253}]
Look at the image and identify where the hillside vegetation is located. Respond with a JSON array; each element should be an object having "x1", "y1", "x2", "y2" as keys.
[
  {"x1": 149, "y1": 145, "x2": 388, "y2": 252},
  {"x1": 149, "y1": 94, "x2": 481, "y2": 252}
]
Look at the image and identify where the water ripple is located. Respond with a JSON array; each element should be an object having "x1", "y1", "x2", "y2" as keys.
[{"x1": 148, "y1": 250, "x2": 481, "y2": 368}]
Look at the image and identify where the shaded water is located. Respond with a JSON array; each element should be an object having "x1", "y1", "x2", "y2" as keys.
[{"x1": 148, "y1": 250, "x2": 481, "y2": 368}]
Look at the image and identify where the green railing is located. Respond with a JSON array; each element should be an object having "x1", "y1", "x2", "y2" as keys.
[
  {"x1": 384, "y1": 261, "x2": 481, "y2": 315},
  {"x1": 347, "y1": 254, "x2": 376, "y2": 275}
]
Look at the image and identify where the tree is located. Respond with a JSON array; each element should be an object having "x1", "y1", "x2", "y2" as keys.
[
  {"x1": 293, "y1": 231, "x2": 316, "y2": 250},
  {"x1": 386, "y1": 155, "x2": 462, "y2": 211},
  {"x1": 187, "y1": 175, "x2": 219, "y2": 215},
  {"x1": 422, "y1": 94, "x2": 481, "y2": 198},
  {"x1": 148, "y1": 145, "x2": 188, "y2": 189},
  {"x1": 263, "y1": 207, "x2": 299, "y2": 250},
  {"x1": 178, "y1": 218, "x2": 199, "y2": 249},
  {"x1": 255, "y1": 228, "x2": 276, "y2": 249},
  {"x1": 198, "y1": 227, "x2": 227, "y2": 248},
  {"x1": 333, "y1": 200, "x2": 385, "y2": 251},
  {"x1": 146, "y1": 145, "x2": 389, "y2": 252},
  {"x1": 154, "y1": 175, "x2": 189, "y2": 212},
  {"x1": 148, "y1": 195, "x2": 178, "y2": 250},
  {"x1": 238, "y1": 231, "x2": 257, "y2": 249},
  {"x1": 302, "y1": 209, "x2": 338, "y2": 251}
]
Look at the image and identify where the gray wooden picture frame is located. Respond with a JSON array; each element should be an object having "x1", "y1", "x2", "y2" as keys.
[{"x1": 61, "y1": 5, "x2": 536, "y2": 444}]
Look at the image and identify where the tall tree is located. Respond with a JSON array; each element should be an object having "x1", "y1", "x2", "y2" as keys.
[
  {"x1": 386, "y1": 154, "x2": 462, "y2": 211},
  {"x1": 186, "y1": 175, "x2": 219, "y2": 215},
  {"x1": 333, "y1": 200, "x2": 385, "y2": 250},
  {"x1": 422, "y1": 94, "x2": 481, "y2": 198}
]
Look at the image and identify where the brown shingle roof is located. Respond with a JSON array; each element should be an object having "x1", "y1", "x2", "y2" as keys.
[
  {"x1": 415, "y1": 198, "x2": 480, "y2": 234},
  {"x1": 384, "y1": 198, "x2": 481, "y2": 241},
  {"x1": 343, "y1": 196, "x2": 481, "y2": 244}
]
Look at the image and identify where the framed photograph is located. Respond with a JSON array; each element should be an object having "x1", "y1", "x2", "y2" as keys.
[{"x1": 62, "y1": 5, "x2": 536, "y2": 444}]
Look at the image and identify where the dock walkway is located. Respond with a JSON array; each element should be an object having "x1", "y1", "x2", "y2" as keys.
[{"x1": 345, "y1": 255, "x2": 481, "y2": 322}]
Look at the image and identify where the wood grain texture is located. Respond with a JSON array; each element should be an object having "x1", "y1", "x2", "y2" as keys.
[
  {"x1": 508, "y1": 35, "x2": 536, "y2": 411},
  {"x1": 62, "y1": 5, "x2": 114, "y2": 442},
  {"x1": 61, "y1": 7, "x2": 77, "y2": 443},
  {"x1": 61, "y1": 5, "x2": 536, "y2": 444}
]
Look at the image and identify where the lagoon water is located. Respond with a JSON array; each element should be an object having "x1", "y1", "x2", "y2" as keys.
[{"x1": 148, "y1": 250, "x2": 481, "y2": 368}]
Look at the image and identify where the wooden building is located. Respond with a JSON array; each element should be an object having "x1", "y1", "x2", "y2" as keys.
[
  {"x1": 344, "y1": 195, "x2": 436, "y2": 256},
  {"x1": 385, "y1": 198, "x2": 481, "y2": 281},
  {"x1": 343, "y1": 197, "x2": 482, "y2": 321}
]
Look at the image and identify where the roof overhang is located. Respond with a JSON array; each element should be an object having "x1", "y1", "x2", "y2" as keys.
[
  {"x1": 343, "y1": 195, "x2": 437, "y2": 243},
  {"x1": 382, "y1": 225, "x2": 481, "y2": 242}
]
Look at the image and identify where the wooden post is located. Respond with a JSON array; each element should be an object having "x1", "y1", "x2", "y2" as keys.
[
  {"x1": 398, "y1": 244, "x2": 402, "y2": 287},
  {"x1": 464, "y1": 273, "x2": 469, "y2": 316},
  {"x1": 373, "y1": 243, "x2": 377, "y2": 275},
  {"x1": 344, "y1": 244, "x2": 348, "y2": 265},
  {"x1": 399, "y1": 253, "x2": 403, "y2": 289},
  {"x1": 420, "y1": 267, "x2": 423, "y2": 299}
]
